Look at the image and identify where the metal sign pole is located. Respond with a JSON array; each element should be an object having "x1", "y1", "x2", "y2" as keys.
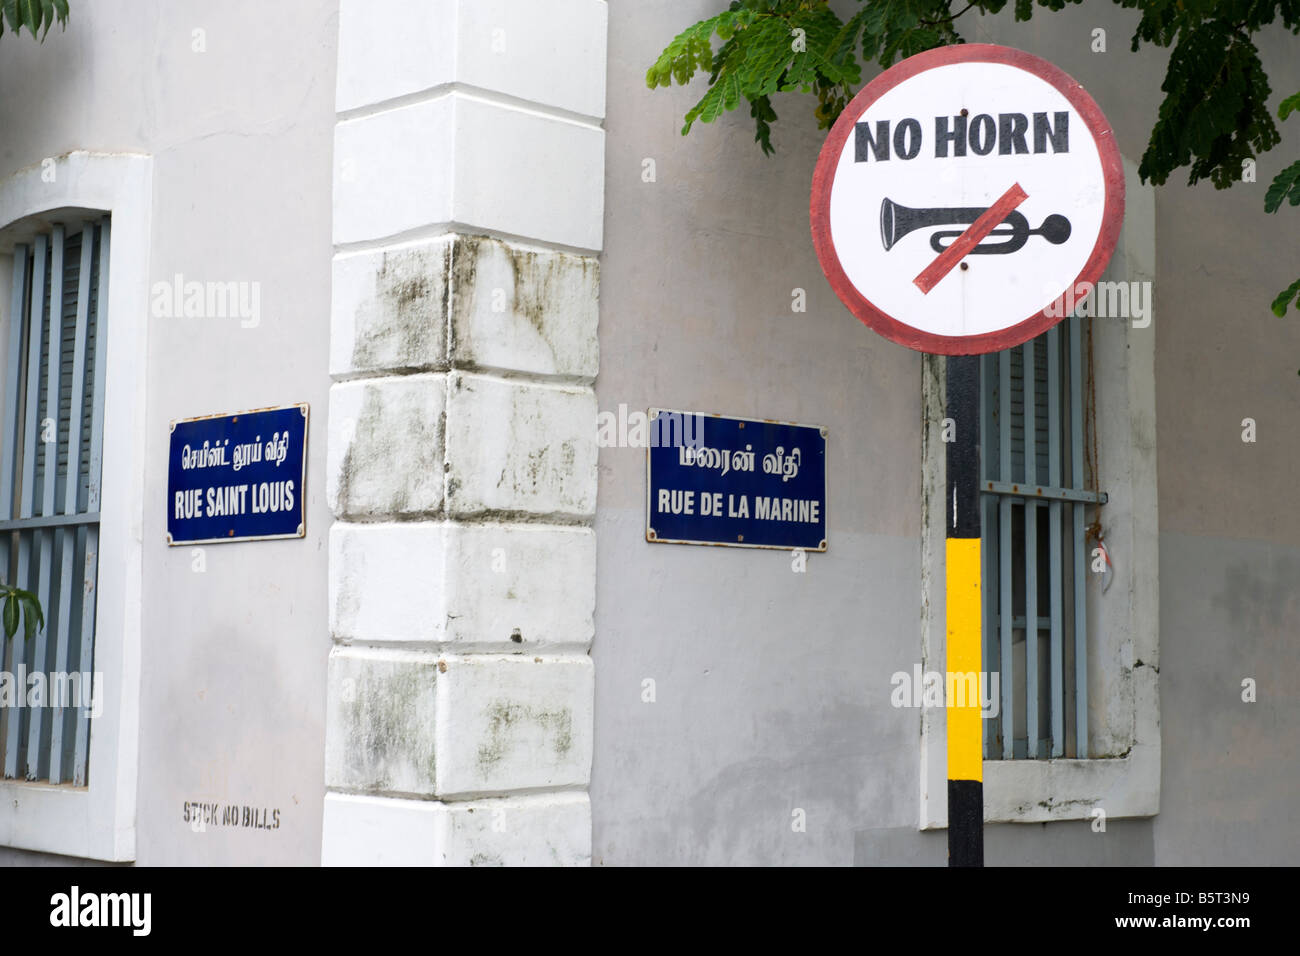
[{"x1": 945, "y1": 353, "x2": 983, "y2": 867}]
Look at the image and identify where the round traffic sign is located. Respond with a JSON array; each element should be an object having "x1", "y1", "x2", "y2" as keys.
[{"x1": 810, "y1": 44, "x2": 1124, "y2": 355}]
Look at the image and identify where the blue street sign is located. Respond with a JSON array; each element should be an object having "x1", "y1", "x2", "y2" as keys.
[
  {"x1": 167, "y1": 404, "x2": 309, "y2": 545},
  {"x1": 646, "y1": 409, "x2": 827, "y2": 551}
]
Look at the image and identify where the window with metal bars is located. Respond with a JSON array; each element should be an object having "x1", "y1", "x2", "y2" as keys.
[
  {"x1": 0, "y1": 219, "x2": 109, "y2": 786},
  {"x1": 979, "y1": 313, "x2": 1105, "y2": 761}
]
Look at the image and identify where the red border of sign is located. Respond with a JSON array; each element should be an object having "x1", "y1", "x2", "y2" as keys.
[{"x1": 809, "y1": 44, "x2": 1125, "y2": 356}]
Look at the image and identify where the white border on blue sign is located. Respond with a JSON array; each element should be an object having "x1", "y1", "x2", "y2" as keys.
[
  {"x1": 644, "y1": 407, "x2": 828, "y2": 553},
  {"x1": 166, "y1": 402, "x2": 310, "y2": 546}
]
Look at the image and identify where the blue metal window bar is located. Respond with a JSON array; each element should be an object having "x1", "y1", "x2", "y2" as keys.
[
  {"x1": 979, "y1": 314, "x2": 1105, "y2": 760},
  {"x1": 0, "y1": 218, "x2": 109, "y2": 785}
]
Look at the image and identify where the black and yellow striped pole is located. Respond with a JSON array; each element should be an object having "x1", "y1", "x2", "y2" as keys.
[{"x1": 945, "y1": 354, "x2": 983, "y2": 867}]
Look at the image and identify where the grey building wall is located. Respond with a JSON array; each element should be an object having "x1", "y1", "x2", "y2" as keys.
[
  {"x1": 592, "y1": 0, "x2": 1300, "y2": 865},
  {"x1": 0, "y1": 0, "x2": 1293, "y2": 866},
  {"x1": 0, "y1": 0, "x2": 338, "y2": 865},
  {"x1": 593, "y1": 0, "x2": 923, "y2": 865}
]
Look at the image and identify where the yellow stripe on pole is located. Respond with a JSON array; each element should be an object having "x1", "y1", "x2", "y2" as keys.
[{"x1": 946, "y1": 537, "x2": 983, "y2": 783}]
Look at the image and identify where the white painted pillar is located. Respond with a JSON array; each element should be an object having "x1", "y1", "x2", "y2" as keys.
[{"x1": 322, "y1": 0, "x2": 606, "y2": 866}]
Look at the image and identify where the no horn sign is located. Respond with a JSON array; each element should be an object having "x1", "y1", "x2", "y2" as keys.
[{"x1": 811, "y1": 44, "x2": 1124, "y2": 355}]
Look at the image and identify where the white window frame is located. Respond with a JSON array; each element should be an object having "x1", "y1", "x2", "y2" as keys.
[
  {"x1": 918, "y1": 158, "x2": 1160, "y2": 828},
  {"x1": 0, "y1": 151, "x2": 150, "y2": 860}
]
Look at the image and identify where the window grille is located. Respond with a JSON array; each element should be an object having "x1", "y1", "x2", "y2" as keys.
[
  {"x1": 0, "y1": 218, "x2": 109, "y2": 785},
  {"x1": 980, "y1": 313, "x2": 1105, "y2": 760}
]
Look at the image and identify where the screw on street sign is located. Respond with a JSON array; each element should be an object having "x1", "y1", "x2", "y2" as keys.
[{"x1": 810, "y1": 44, "x2": 1124, "y2": 356}]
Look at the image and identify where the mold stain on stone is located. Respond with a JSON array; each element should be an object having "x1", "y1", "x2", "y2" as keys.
[
  {"x1": 506, "y1": 244, "x2": 555, "y2": 336},
  {"x1": 476, "y1": 700, "x2": 574, "y2": 771},
  {"x1": 341, "y1": 663, "x2": 436, "y2": 790},
  {"x1": 448, "y1": 237, "x2": 478, "y2": 358},
  {"x1": 453, "y1": 235, "x2": 598, "y2": 370},
  {"x1": 338, "y1": 383, "x2": 443, "y2": 516},
  {"x1": 350, "y1": 244, "x2": 447, "y2": 371}
]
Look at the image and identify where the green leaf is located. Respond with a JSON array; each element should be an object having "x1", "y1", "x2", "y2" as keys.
[
  {"x1": 3, "y1": 594, "x2": 17, "y2": 640},
  {"x1": 646, "y1": 0, "x2": 1275, "y2": 173},
  {"x1": 684, "y1": 70, "x2": 742, "y2": 132},
  {"x1": 749, "y1": 94, "x2": 777, "y2": 155},
  {"x1": 860, "y1": 0, "x2": 891, "y2": 41},
  {"x1": 735, "y1": 17, "x2": 794, "y2": 97},
  {"x1": 829, "y1": 8, "x2": 869, "y2": 68},
  {"x1": 782, "y1": 8, "x2": 855, "y2": 92},
  {"x1": 20, "y1": 0, "x2": 40, "y2": 38},
  {"x1": 1265, "y1": 160, "x2": 1300, "y2": 213},
  {"x1": 1280, "y1": 91, "x2": 1300, "y2": 122},
  {"x1": 14, "y1": 588, "x2": 42, "y2": 634},
  {"x1": 646, "y1": 13, "x2": 732, "y2": 90},
  {"x1": 3, "y1": 0, "x2": 20, "y2": 35},
  {"x1": 0, "y1": 0, "x2": 64, "y2": 39},
  {"x1": 1137, "y1": 22, "x2": 1278, "y2": 189},
  {"x1": 1271, "y1": 276, "x2": 1300, "y2": 317}
]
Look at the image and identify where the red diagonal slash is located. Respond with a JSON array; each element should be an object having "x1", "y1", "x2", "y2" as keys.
[{"x1": 913, "y1": 182, "x2": 1028, "y2": 294}]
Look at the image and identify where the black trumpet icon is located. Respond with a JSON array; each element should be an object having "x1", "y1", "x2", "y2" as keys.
[{"x1": 880, "y1": 197, "x2": 1071, "y2": 255}]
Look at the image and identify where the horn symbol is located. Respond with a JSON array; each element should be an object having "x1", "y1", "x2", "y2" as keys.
[{"x1": 880, "y1": 197, "x2": 1071, "y2": 255}]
